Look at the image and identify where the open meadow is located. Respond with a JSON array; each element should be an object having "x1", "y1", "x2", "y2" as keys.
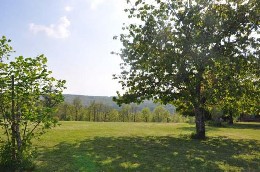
[{"x1": 29, "y1": 122, "x2": 260, "y2": 171}]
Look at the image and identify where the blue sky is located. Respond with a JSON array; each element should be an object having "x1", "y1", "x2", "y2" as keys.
[{"x1": 0, "y1": 0, "x2": 129, "y2": 96}]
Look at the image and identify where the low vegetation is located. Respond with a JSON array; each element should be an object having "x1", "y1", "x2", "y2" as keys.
[{"x1": 22, "y1": 121, "x2": 260, "y2": 171}]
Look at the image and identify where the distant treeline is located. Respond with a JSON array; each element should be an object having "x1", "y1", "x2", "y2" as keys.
[
  {"x1": 55, "y1": 96, "x2": 194, "y2": 123},
  {"x1": 63, "y1": 94, "x2": 176, "y2": 113}
]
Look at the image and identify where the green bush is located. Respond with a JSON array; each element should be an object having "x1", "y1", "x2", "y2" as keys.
[
  {"x1": 172, "y1": 114, "x2": 195, "y2": 123},
  {"x1": 0, "y1": 142, "x2": 36, "y2": 171},
  {"x1": 209, "y1": 107, "x2": 224, "y2": 127},
  {"x1": 185, "y1": 116, "x2": 195, "y2": 124}
]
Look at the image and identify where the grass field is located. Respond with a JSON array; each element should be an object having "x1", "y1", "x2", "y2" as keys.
[{"x1": 31, "y1": 122, "x2": 260, "y2": 172}]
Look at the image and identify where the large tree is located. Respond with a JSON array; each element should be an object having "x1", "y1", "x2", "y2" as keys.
[
  {"x1": 0, "y1": 37, "x2": 66, "y2": 170},
  {"x1": 113, "y1": 0, "x2": 259, "y2": 139}
]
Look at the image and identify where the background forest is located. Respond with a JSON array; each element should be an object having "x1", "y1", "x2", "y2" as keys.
[
  {"x1": 56, "y1": 94, "x2": 259, "y2": 124},
  {"x1": 56, "y1": 94, "x2": 184, "y2": 122}
]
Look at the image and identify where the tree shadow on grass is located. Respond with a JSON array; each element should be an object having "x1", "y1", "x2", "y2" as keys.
[
  {"x1": 179, "y1": 125, "x2": 222, "y2": 133},
  {"x1": 36, "y1": 136, "x2": 260, "y2": 172}
]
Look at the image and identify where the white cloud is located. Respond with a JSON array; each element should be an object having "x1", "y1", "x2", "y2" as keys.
[
  {"x1": 65, "y1": 5, "x2": 73, "y2": 12},
  {"x1": 29, "y1": 16, "x2": 71, "y2": 39}
]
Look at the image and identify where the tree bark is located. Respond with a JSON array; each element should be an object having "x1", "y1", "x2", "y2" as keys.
[
  {"x1": 15, "y1": 111, "x2": 22, "y2": 160},
  {"x1": 11, "y1": 75, "x2": 23, "y2": 164},
  {"x1": 11, "y1": 75, "x2": 16, "y2": 161},
  {"x1": 194, "y1": 107, "x2": 206, "y2": 139},
  {"x1": 193, "y1": 75, "x2": 206, "y2": 139}
]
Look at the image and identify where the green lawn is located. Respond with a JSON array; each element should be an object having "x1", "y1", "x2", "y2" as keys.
[{"x1": 4, "y1": 122, "x2": 258, "y2": 171}]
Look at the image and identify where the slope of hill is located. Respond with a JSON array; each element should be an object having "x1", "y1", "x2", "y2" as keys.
[{"x1": 63, "y1": 94, "x2": 176, "y2": 113}]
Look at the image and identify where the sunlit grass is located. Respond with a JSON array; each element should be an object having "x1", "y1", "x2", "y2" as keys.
[
  {"x1": 1, "y1": 122, "x2": 260, "y2": 171},
  {"x1": 35, "y1": 122, "x2": 194, "y2": 147}
]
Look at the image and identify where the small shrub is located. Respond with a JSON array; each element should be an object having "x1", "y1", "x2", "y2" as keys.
[
  {"x1": 172, "y1": 113, "x2": 183, "y2": 123},
  {"x1": 172, "y1": 113, "x2": 195, "y2": 124},
  {"x1": 186, "y1": 116, "x2": 195, "y2": 124},
  {"x1": 0, "y1": 142, "x2": 36, "y2": 171},
  {"x1": 209, "y1": 106, "x2": 224, "y2": 127}
]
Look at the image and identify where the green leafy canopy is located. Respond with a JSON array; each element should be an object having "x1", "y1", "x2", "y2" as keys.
[{"x1": 113, "y1": 0, "x2": 259, "y2": 138}]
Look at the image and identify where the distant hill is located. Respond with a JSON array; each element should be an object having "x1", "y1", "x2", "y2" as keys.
[{"x1": 63, "y1": 94, "x2": 176, "y2": 113}]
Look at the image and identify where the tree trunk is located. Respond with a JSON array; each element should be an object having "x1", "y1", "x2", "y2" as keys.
[
  {"x1": 228, "y1": 110, "x2": 233, "y2": 125},
  {"x1": 64, "y1": 107, "x2": 67, "y2": 120},
  {"x1": 15, "y1": 112, "x2": 22, "y2": 160},
  {"x1": 93, "y1": 109, "x2": 96, "y2": 122},
  {"x1": 75, "y1": 109, "x2": 78, "y2": 121},
  {"x1": 11, "y1": 75, "x2": 16, "y2": 162},
  {"x1": 193, "y1": 76, "x2": 206, "y2": 139},
  {"x1": 11, "y1": 76, "x2": 23, "y2": 163},
  {"x1": 194, "y1": 106, "x2": 206, "y2": 139},
  {"x1": 104, "y1": 113, "x2": 106, "y2": 122}
]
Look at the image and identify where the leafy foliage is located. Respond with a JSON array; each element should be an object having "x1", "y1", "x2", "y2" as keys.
[
  {"x1": 0, "y1": 37, "x2": 66, "y2": 170},
  {"x1": 0, "y1": 36, "x2": 13, "y2": 61}
]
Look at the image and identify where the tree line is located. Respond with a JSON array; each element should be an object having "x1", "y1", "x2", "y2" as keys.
[
  {"x1": 55, "y1": 97, "x2": 194, "y2": 123},
  {"x1": 56, "y1": 96, "x2": 258, "y2": 124}
]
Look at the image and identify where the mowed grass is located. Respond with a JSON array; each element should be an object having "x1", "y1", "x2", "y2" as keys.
[{"x1": 26, "y1": 122, "x2": 260, "y2": 171}]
